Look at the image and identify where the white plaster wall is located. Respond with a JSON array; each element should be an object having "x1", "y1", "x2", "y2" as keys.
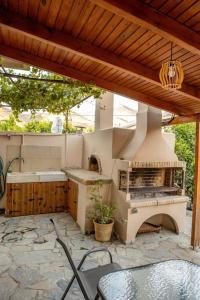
[
  {"x1": 95, "y1": 92, "x2": 114, "y2": 130},
  {"x1": 65, "y1": 134, "x2": 83, "y2": 168},
  {"x1": 83, "y1": 129, "x2": 113, "y2": 176}
]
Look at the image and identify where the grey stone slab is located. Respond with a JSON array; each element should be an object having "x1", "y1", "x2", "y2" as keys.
[
  {"x1": 0, "y1": 277, "x2": 18, "y2": 300},
  {"x1": 13, "y1": 250, "x2": 65, "y2": 265},
  {"x1": 0, "y1": 212, "x2": 197, "y2": 300},
  {"x1": 9, "y1": 266, "x2": 43, "y2": 288},
  {"x1": 0, "y1": 253, "x2": 12, "y2": 266},
  {"x1": 143, "y1": 249, "x2": 173, "y2": 259},
  {"x1": 10, "y1": 288, "x2": 37, "y2": 300}
]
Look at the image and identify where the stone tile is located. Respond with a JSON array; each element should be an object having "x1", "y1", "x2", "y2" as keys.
[
  {"x1": 10, "y1": 288, "x2": 37, "y2": 300},
  {"x1": 33, "y1": 240, "x2": 55, "y2": 251},
  {"x1": 23, "y1": 231, "x2": 38, "y2": 239},
  {"x1": 9, "y1": 266, "x2": 43, "y2": 288},
  {"x1": 0, "y1": 212, "x2": 198, "y2": 299},
  {"x1": 13, "y1": 250, "x2": 65, "y2": 265},
  {"x1": 0, "y1": 253, "x2": 12, "y2": 266},
  {"x1": 0, "y1": 277, "x2": 17, "y2": 300}
]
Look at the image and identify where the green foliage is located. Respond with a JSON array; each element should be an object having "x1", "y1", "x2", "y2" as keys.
[
  {"x1": 0, "y1": 67, "x2": 104, "y2": 132},
  {"x1": 65, "y1": 123, "x2": 77, "y2": 134},
  {"x1": 0, "y1": 115, "x2": 23, "y2": 132},
  {"x1": 88, "y1": 180, "x2": 115, "y2": 224},
  {"x1": 165, "y1": 123, "x2": 195, "y2": 201},
  {"x1": 24, "y1": 120, "x2": 52, "y2": 133},
  {"x1": 0, "y1": 114, "x2": 52, "y2": 133}
]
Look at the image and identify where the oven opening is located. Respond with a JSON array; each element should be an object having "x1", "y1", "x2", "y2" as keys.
[{"x1": 88, "y1": 155, "x2": 102, "y2": 174}]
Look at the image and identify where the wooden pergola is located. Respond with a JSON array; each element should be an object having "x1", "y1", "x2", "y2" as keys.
[{"x1": 0, "y1": 0, "x2": 200, "y2": 247}]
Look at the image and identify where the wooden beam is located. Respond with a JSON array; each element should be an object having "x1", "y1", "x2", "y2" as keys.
[
  {"x1": 191, "y1": 122, "x2": 200, "y2": 248},
  {"x1": 0, "y1": 9, "x2": 200, "y2": 103},
  {"x1": 91, "y1": 0, "x2": 200, "y2": 57},
  {"x1": 164, "y1": 115, "x2": 200, "y2": 126},
  {"x1": 0, "y1": 43, "x2": 187, "y2": 115}
]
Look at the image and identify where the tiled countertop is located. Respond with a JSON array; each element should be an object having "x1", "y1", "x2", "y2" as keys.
[
  {"x1": 7, "y1": 171, "x2": 67, "y2": 183},
  {"x1": 62, "y1": 168, "x2": 112, "y2": 185}
]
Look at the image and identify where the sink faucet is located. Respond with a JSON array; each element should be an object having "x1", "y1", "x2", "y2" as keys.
[
  {"x1": 9, "y1": 156, "x2": 24, "y2": 166},
  {"x1": 7, "y1": 156, "x2": 24, "y2": 173}
]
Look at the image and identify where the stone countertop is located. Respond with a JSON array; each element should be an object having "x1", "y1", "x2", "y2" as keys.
[
  {"x1": 7, "y1": 171, "x2": 67, "y2": 183},
  {"x1": 62, "y1": 168, "x2": 112, "y2": 185}
]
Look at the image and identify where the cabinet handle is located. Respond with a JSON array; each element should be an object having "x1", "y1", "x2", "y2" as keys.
[{"x1": 29, "y1": 198, "x2": 34, "y2": 202}]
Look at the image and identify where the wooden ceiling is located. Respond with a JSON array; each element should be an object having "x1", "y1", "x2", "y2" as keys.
[{"x1": 0, "y1": 0, "x2": 200, "y2": 117}]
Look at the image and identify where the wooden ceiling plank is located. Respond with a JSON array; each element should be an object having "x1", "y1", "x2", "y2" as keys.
[
  {"x1": 37, "y1": 0, "x2": 51, "y2": 24},
  {"x1": 1, "y1": 7, "x2": 200, "y2": 103},
  {"x1": 108, "y1": 23, "x2": 139, "y2": 52},
  {"x1": 114, "y1": 27, "x2": 147, "y2": 55},
  {"x1": 63, "y1": 0, "x2": 86, "y2": 33},
  {"x1": 45, "y1": 0, "x2": 63, "y2": 29},
  {"x1": 159, "y1": 0, "x2": 183, "y2": 14},
  {"x1": 129, "y1": 36, "x2": 164, "y2": 61},
  {"x1": 168, "y1": 0, "x2": 197, "y2": 18},
  {"x1": 79, "y1": 6, "x2": 109, "y2": 42},
  {"x1": 94, "y1": 14, "x2": 123, "y2": 46},
  {"x1": 186, "y1": 12, "x2": 200, "y2": 29},
  {"x1": 0, "y1": 43, "x2": 188, "y2": 116},
  {"x1": 147, "y1": 45, "x2": 187, "y2": 69},
  {"x1": 100, "y1": 19, "x2": 131, "y2": 49},
  {"x1": 54, "y1": 0, "x2": 74, "y2": 31},
  {"x1": 72, "y1": 1, "x2": 95, "y2": 37},
  {"x1": 91, "y1": 0, "x2": 200, "y2": 56},
  {"x1": 122, "y1": 31, "x2": 155, "y2": 58}
]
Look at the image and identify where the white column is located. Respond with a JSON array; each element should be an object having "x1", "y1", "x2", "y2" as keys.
[{"x1": 95, "y1": 92, "x2": 114, "y2": 131}]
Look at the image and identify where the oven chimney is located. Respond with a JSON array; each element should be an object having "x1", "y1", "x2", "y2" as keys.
[{"x1": 120, "y1": 104, "x2": 178, "y2": 162}]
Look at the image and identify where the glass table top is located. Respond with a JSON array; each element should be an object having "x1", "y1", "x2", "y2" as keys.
[{"x1": 98, "y1": 260, "x2": 200, "y2": 300}]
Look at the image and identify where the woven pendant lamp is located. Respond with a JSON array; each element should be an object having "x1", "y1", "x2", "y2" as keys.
[{"x1": 159, "y1": 43, "x2": 184, "y2": 90}]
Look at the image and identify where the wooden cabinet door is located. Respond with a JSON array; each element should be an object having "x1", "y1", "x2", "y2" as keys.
[
  {"x1": 53, "y1": 181, "x2": 68, "y2": 212},
  {"x1": 67, "y1": 180, "x2": 78, "y2": 220},
  {"x1": 34, "y1": 182, "x2": 51, "y2": 214},
  {"x1": 34, "y1": 182, "x2": 67, "y2": 214},
  {"x1": 6, "y1": 181, "x2": 68, "y2": 217},
  {"x1": 6, "y1": 183, "x2": 34, "y2": 216}
]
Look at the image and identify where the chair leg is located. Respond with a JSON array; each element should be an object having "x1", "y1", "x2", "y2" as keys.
[{"x1": 61, "y1": 275, "x2": 75, "y2": 300}]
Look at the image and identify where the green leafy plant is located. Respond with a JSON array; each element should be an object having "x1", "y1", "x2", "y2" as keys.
[
  {"x1": 165, "y1": 123, "x2": 195, "y2": 202},
  {"x1": 88, "y1": 180, "x2": 115, "y2": 224},
  {"x1": 0, "y1": 67, "x2": 104, "y2": 132},
  {"x1": 0, "y1": 114, "x2": 23, "y2": 132},
  {"x1": 24, "y1": 119, "x2": 52, "y2": 133}
]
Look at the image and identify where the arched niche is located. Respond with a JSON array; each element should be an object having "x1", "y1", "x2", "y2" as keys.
[
  {"x1": 88, "y1": 154, "x2": 102, "y2": 174},
  {"x1": 137, "y1": 213, "x2": 179, "y2": 236}
]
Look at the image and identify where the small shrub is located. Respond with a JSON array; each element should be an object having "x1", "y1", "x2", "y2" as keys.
[{"x1": 88, "y1": 180, "x2": 115, "y2": 224}]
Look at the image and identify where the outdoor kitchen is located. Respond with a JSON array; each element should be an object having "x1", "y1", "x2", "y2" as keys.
[
  {"x1": 0, "y1": 93, "x2": 189, "y2": 245},
  {"x1": 82, "y1": 99, "x2": 189, "y2": 243}
]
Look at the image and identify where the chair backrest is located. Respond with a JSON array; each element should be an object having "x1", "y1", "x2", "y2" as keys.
[{"x1": 50, "y1": 219, "x2": 90, "y2": 300}]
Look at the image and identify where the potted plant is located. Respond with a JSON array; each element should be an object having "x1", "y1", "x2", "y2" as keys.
[{"x1": 88, "y1": 180, "x2": 115, "y2": 242}]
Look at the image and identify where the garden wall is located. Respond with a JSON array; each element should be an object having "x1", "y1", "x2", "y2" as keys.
[{"x1": 0, "y1": 132, "x2": 83, "y2": 172}]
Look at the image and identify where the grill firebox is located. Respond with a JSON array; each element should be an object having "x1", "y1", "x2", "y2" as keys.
[{"x1": 119, "y1": 166, "x2": 185, "y2": 198}]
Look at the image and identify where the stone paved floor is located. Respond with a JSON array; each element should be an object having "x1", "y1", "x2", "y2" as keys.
[{"x1": 0, "y1": 211, "x2": 199, "y2": 300}]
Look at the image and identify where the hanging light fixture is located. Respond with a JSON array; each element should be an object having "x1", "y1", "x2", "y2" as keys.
[{"x1": 159, "y1": 42, "x2": 184, "y2": 90}]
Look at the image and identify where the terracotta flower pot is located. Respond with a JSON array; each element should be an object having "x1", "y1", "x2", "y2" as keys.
[{"x1": 93, "y1": 220, "x2": 114, "y2": 242}]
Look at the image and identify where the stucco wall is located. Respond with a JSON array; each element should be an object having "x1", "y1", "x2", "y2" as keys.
[
  {"x1": 0, "y1": 132, "x2": 83, "y2": 208},
  {"x1": 0, "y1": 132, "x2": 83, "y2": 172}
]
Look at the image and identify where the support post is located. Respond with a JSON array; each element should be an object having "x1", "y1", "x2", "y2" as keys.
[{"x1": 191, "y1": 121, "x2": 200, "y2": 248}]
